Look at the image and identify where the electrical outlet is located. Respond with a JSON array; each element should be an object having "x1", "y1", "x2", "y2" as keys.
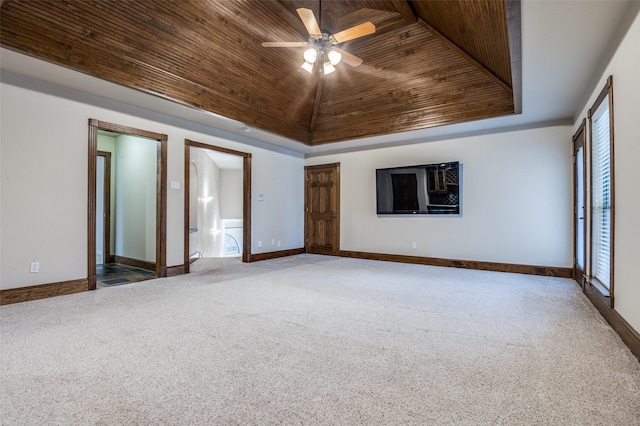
[
  {"x1": 30, "y1": 261, "x2": 40, "y2": 273},
  {"x1": 411, "y1": 242, "x2": 417, "y2": 249},
  {"x1": 277, "y1": 240, "x2": 281, "y2": 247},
  {"x1": 258, "y1": 240, "x2": 262, "y2": 248},
  {"x1": 272, "y1": 239, "x2": 275, "y2": 246}
]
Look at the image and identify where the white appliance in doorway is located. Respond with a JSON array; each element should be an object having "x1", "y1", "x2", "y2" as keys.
[{"x1": 222, "y1": 219, "x2": 243, "y2": 257}]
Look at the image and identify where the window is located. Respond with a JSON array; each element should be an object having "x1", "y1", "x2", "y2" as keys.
[{"x1": 588, "y1": 76, "x2": 614, "y2": 306}]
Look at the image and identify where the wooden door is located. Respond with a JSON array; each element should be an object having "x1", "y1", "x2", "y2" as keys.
[{"x1": 305, "y1": 163, "x2": 340, "y2": 255}]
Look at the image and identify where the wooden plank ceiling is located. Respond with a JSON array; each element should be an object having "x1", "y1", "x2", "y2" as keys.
[{"x1": 0, "y1": 0, "x2": 520, "y2": 146}]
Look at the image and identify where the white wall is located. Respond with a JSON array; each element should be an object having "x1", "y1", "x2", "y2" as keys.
[
  {"x1": 114, "y1": 134, "x2": 158, "y2": 262},
  {"x1": 573, "y1": 11, "x2": 640, "y2": 332},
  {"x1": 252, "y1": 149, "x2": 305, "y2": 252},
  {"x1": 0, "y1": 81, "x2": 304, "y2": 290},
  {"x1": 190, "y1": 147, "x2": 223, "y2": 258},
  {"x1": 220, "y1": 169, "x2": 243, "y2": 220},
  {"x1": 306, "y1": 125, "x2": 573, "y2": 267},
  {"x1": 1, "y1": 85, "x2": 87, "y2": 289}
]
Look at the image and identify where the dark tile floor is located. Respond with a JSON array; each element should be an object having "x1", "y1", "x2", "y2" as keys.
[{"x1": 96, "y1": 263, "x2": 156, "y2": 288}]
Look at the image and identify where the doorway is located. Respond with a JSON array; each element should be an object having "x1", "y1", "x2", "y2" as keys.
[
  {"x1": 88, "y1": 119, "x2": 168, "y2": 290},
  {"x1": 573, "y1": 120, "x2": 586, "y2": 287},
  {"x1": 183, "y1": 140, "x2": 252, "y2": 272},
  {"x1": 305, "y1": 163, "x2": 340, "y2": 256}
]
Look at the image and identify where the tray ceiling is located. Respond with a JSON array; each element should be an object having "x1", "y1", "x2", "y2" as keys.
[{"x1": 0, "y1": 0, "x2": 521, "y2": 146}]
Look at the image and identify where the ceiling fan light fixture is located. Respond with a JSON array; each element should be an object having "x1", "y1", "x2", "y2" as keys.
[
  {"x1": 323, "y1": 61, "x2": 336, "y2": 75},
  {"x1": 301, "y1": 61, "x2": 314, "y2": 73},
  {"x1": 262, "y1": 8, "x2": 374, "y2": 76},
  {"x1": 327, "y1": 49, "x2": 342, "y2": 65},
  {"x1": 303, "y1": 47, "x2": 317, "y2": 64}
]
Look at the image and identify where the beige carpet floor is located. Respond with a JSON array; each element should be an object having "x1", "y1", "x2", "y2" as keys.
[{"x1": 1, "y1": 254, "x2": 639, "y2": 425}]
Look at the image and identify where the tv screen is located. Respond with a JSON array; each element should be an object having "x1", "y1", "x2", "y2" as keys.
[{"x1": 376, "y1": 161, "x2": 460, "y2": 215}]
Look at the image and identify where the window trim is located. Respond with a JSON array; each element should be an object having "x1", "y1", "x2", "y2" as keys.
[{"x1": 587, "y1": 76, "x2": 615, "y2": 308}]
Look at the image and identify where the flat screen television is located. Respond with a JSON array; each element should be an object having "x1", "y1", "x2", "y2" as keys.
[{"x1": 376, "y1": 161, "x2": 460, "y2": 215}]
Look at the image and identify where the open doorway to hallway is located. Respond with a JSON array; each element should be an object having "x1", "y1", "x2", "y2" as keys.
[
  {"x1": 184, "y1": 140, "x2": 251, "y2": 272},
  {"x1": 88, "y1": 120, "x2": 167, "y2": 290}
]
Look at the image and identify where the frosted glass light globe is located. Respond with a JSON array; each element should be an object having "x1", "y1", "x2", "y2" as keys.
[
  {"x1": 328, "y1": 49, "x2": 342, "y2": 65},
  {"x1": 303, "y1": 48, "x2": 317, "y2": 63}
]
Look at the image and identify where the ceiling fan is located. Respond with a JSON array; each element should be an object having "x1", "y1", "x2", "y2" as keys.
[{"x1": 262, "y1": 7, "x2": 376, "y2": 75}]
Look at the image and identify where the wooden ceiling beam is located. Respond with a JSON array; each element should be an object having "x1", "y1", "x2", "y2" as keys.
[
  {"x1": 391, "y1": 0, "x2": 418, "y2": 25},
  {"x1": 309, "y1": 74, "x2": 325, "y2": 133},
  {"x1": 417, "y1": 18, "x2": 512, "y2": 95}
]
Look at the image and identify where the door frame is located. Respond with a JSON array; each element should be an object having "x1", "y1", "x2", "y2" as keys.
[
  {"x1": 304, "y1": 163, "x2": 341, "y2": 256},
  {"x1": 183, "y1": 140, "x2": 252, "y2": 272},
  {"x1": 88, "y1": 119, "x2": 168, "y2": 290},
  {"x1": 572, "y1": 119, "x2": 587, "y2": 288}
]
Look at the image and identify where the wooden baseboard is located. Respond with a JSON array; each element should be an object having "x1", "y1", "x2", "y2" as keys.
[
  {"x1": 0, "y1": 279, "x2": 88, "y2": 306},
  {"x1": 339, "y1": 250, "x2": 573, "y2": 278},
  {"x1": 113, "y1": 255, "x2": 155, "y2": 272},
  {"x1": 584, "y1": 283, "x2": 640, "y2": 362},
  {"x1": 250, "y1": 248, "x2": 305, "y2": 262},
  {"x1": 166, "y1": 264, "x2": 186, "y2": 277}
]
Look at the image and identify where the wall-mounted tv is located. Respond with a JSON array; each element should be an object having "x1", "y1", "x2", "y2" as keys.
[{"x1": 376, "y1": 161, "x2": 461, "y2": 215}]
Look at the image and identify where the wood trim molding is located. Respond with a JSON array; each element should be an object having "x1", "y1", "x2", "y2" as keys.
[
  {"x1": 243, "y1": 154, "x2": 252, "y2": 263},
  {"x1": 166, "y1": 265, "x2": 186, "y2": 277},
  {"x1": 0, "y1": 279, "x2": 88, "y2": 306},
  {"x1": 392, "y1": 0, "x2": 419, "y2": 24},
  {"x1": 158, "y1": 136, "x2": 168, "y2": 278},
  {"x1": 340, "y1": 250, "x2": 572, "y2": 278},
  {"x1": 586, "y1": 76, "x2": 615, "y2": 308},
  {"x1": 584, "y1": 283, "x2": 640, "y2": 362},
  {"x1": 588, "y1": 75, "x2": 613, "y2": 119},
  {"x1": 334, "y1": 164, "x2": 341, "y2": 256},
  {"x1": 249, "y1": 248, "x2": 306, "y2": 262},
  {"x1": 88, "y1": 120, "x2": 98, "y2": 290},
  {"x1": 88, "y1": 119, "x2": 167, "y2": 290},
  {"x1": 113, "y1": 255, "x2": 155, "y2": 272},
  {"x1": 573, "y1": 118, "x2": 586, "y2": 146},
  {"x1": 94, "y1": 121, "x2": 165, "y2": 141},
  {"x1": 584, "y1": 279, "x2": 611, "y2": 310},
  {"x1": 185, "y1": 140, "x2": 250, "y2": 158}
]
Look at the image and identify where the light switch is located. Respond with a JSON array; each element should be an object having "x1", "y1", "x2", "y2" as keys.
[
  {"x1": 258, "y1": 194, "x2": 264, "y2": 201},
  {"x1": 169, "y1": 181, "x2": 181, "y2": 190}
]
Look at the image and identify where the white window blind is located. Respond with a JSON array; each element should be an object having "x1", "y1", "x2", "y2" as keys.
[{"x1": 591, "y1": 99, "x2": 611, "y2": 289}]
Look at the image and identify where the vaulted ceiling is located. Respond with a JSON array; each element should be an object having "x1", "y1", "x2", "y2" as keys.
[{"x1": 0, "y1": 0, "x2": 520, "y2": 147}]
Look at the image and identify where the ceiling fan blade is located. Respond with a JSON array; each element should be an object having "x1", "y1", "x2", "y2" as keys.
[
  {"x1": 332, "y1": 22, "x2": 376, "y2": 44},
  {"x1": 334, "y1": 48, "x2": 363, "y2": 67},
  {"x1": 261, "y1": 41, "x2": 308, "y2": 48},
  {"x1": 296, "y1": 8, "x2": 322, "y2": 37}
]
